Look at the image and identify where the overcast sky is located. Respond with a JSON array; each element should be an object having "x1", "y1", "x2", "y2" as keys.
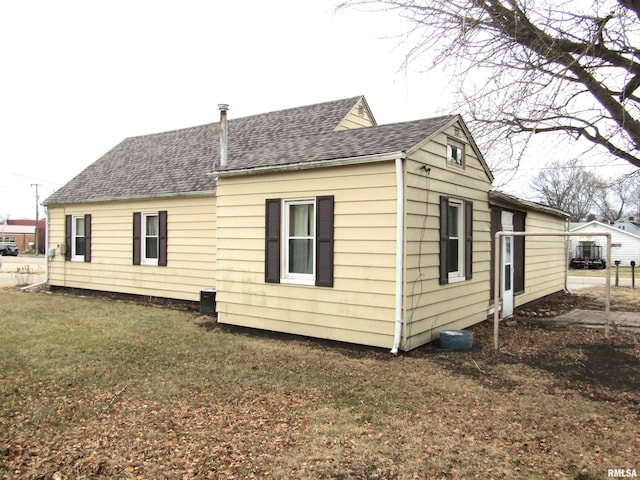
[{"x1": 1, "y1": 0, "x2": 633, "y2": 221}]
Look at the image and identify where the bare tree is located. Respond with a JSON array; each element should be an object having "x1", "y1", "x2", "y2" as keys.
[
  {"x1": 340, "y1": 0, "x2": 640, "y2": 171},
  {"x1": 592, "y1": 177, "x2": 629, "y2": 222},
  {"x1": 529, "y1": 159, "x2": 600, "y2": 221},
  {"x1": 627, "y1": 171, "x2": 640, "y2": 218}
]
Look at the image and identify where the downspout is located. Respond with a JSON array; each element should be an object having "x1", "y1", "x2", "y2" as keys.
[
  {"x1": 391, "y1": 156, "x2": 405, "y2": 355},
  {"x1": 21, "y1": 206, "x2": 49, "y2": 291}
]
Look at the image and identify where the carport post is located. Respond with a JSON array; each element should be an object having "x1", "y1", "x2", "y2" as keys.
[{"x1": 493, "y1": 231, "x2": 612, "y2": 350}]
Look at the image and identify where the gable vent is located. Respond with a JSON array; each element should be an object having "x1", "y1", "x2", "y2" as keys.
[{"x1": 357, "y1": 105, "x2": 365, "y2": 117}]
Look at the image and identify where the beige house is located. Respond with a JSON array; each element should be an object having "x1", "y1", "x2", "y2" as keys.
[{"x1": 43, "y1": 96, "x2": 567, "y2": 352}]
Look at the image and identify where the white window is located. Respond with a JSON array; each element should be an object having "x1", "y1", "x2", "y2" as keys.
[
  {"x1": 142, "y1": 213, "x2": 159, "y2": 265},
  {"x1": 447, "y1": 199, "x2": 465, "y2": 281},
  {"x1": 447, "y1": 140, "x2": 464, "y2": 167},
  {"x1": 72, "y1": 216, "x2": 86, "y2": 261},
  {"x1": 283, "y1": 198, "x2": 315, "y2": 284}
]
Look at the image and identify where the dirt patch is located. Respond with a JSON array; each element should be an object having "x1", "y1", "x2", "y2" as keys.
[
  {"x1": 411, "y1": 287, "x2": 640, "y2": 407},
  {"x1": 515, "y1": 286, "x2": 640, "y2": 317}
]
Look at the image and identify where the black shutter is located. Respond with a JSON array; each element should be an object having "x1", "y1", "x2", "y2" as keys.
[
  {"x1": 84, "y1": 214, "x2": 92, "y2": 263},
  {"x1": 64, "y1": 215, "x2": 72, "y2": 261},
  {"x1": 158, "y1": 210, "x2": 168, "y2": 267},
  {"x1": 514, "y1": 211, "x2": 526, "y2": 294},
  {"x1": 489, "y1": 207, "x2": 501, "y2": 299},
  {"x1": 439, "y1": 196, "x2": 449, "y2": 285},
  {"x1": 315, "y1": 195, "x2": 334, "y2": 287},
  {"x1": 465, "y1": 200, "x2": 473, "y2": 280},
  {"x1": 133, "y1": 212, "x2": 141, "y2": 265},
  {"x1": 265, "y1": 199, "x2": 281, "y2": 283}
]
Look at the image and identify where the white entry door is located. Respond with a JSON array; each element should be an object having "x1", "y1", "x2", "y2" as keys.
[{"x1": 501, "y1": 211, "x2": 514, "y2": 318}]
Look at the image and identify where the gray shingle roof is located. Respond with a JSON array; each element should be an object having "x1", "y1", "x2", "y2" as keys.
[{"x1": 43, "y1": 96, "x2": 458, "y2": 205}]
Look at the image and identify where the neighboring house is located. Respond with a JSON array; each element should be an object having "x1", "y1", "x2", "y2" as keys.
[
  {"x1": 569, "y1": 221, "x2": 640, "y2": 266},
  {"x1": 43, "y1": 96, "x2": 567, "y2": 352},
  {"x1": 6, "y1": 219, "x2": 46, "y2": 253},
  {"x1": 612, "y1": 217, "x2": 640, "y2": 237},
  {"x1": 0, "y1": 223, "x2": 36, "y2": 253}
]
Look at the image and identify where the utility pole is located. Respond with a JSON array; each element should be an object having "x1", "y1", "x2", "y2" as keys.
[{"x1": 31, "y1": 184, "x2": 41, "y2": 255}]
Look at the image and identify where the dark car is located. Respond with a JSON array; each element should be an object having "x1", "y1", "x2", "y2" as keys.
[{"x1": 0, "y1": 244, "x2": 18, "y2": 256}]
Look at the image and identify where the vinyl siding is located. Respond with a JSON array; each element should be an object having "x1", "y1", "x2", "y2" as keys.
[
  {"x1": 215, "y1": 162, "x2": 399, "y2": 349},
  {"x1": 47, "y1": 195, "x2": 216, "y2": 301},
  {"x1": 334, "y1": 98, "x2": 375, "y2": 130},
  {"x1": 515, "y1": 210, "x2": 567, "y2": 307},
  {"x1": 569, "y1": 224, "x2": 640, "y2": 267},
  {"x1": 403, "y1": 123, "x2": 493, "y2": 351}
]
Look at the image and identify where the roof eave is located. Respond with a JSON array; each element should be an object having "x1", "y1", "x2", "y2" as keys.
[
  {"x1": 215, "y1": 151, "x2": 407, "y2": 177},
  {"x1": 489, "y1": 190, "x2": 570, "y2": 219},
  {"x1": 405, "y1": 114, "x2": 495, "y2": 183},
  {"x1": 42, "y1": 189, "x2": 217, "y2": 207}
]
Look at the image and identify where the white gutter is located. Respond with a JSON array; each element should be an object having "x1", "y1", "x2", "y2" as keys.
[
  {"x1": 216, "y1": 151, "x2": 407, "y2": 177},
  {"x1": 391, "y1": 157, "x2": 405, "y2": 355},
  {"x1": 21, "y1": 206, "x2": 49, "y2": 291}
]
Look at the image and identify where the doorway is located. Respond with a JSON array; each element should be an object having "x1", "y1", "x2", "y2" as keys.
[{"x1": 501, "y1": 211, "x2": 514, "y2": 318}]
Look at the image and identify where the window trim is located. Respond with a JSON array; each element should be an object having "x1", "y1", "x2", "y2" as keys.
[
  {"x1": 447, "y1": 199, "x2": 465, "y2": 282},
  {"x1": 71, "y1": 215, "x2": 86, "y2": 262},
  {"x1": 282, "y1": 198, "x2": 316, "y2": 285},
  {"x1": 446, "y1": 139, "x2": 465, "y2": 168},
  {"x1": 439, "y1": 196, "x2": 473, "y2": 285},
  {"x1": 141, "y1": 213, "x2": 159, "y2": 265}
]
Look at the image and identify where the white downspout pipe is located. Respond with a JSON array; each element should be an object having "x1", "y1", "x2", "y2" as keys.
[
  {"x1": 21, "y1": 206, "x2": 49, "y2": 291},
  {"x1": 391, "y1": 156, "x2": 405, "y2": 355}
]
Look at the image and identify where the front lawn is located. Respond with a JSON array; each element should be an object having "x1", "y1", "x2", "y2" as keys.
[{"x1": 1, "y1": 289, "x2": 638, "y2": 479}]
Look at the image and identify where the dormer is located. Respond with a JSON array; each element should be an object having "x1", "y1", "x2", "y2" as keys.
[{"x1": 334, "y1": 96, "x2": 377, "y2": 131}]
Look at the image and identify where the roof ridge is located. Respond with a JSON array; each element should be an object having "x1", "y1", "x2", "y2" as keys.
[
  {"x1": 123, "y1": 96, "x2": 364, "y2": 141},
  {"x1": 231, "y1": 95, "x2": 363, "y2": 121}
]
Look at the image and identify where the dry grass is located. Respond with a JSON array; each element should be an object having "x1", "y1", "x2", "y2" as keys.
[
  {"x1": 1, "y1": 288, "x2": 639, "y2": 480},
  {"x1": 570, "y1": 266, "x2": 636, "y2": 279}
]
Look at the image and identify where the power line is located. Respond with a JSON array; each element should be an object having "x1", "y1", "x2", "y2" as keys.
[{"x1": 0, "y1": 170, "x2": 61, "y2": 186}]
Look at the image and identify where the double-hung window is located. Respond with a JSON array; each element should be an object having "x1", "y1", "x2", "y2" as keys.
[
  {"x1": 73, "y1": 216, "x2": 86, "y2": 261},
  {"x1": 284, "y1": 199, "x2": 315, "y2": 282},
  {"x1": 439, "y1": 196, "x2": 472, "y2": 284},
  {"x1": 133, "y1": 211, "x2": 168, "y2": 266},
  {"x1": 447, "y1": 200, "x2": 464, "y2": 280},
  {"x1": 64, "y1": 214, "x2": 91, "y2": 262},
  {"x1": 265, "y1": 196, "x2": 334, "y2": 287},
  {"x1": 142, "y1": 213, "x2": 159, "y2": 265}
]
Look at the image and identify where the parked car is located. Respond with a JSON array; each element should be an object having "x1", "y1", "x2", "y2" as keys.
[{"x1": 0, "y1": 244, "x2": 18, "y2": 256}]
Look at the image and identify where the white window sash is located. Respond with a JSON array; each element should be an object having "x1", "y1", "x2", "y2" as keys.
[
  {"x1": 282, "y1": 198, "x2": 315, "y2": 284},
  {"x1": 142, "y1": 213, "x2": 159, "y2": 265},
  {"x1": 71, "y1": 216, "x2": 85, "y2": 261},
  {"x1": 448, "y1": 200, "x2": 465, "y2": 280}
]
